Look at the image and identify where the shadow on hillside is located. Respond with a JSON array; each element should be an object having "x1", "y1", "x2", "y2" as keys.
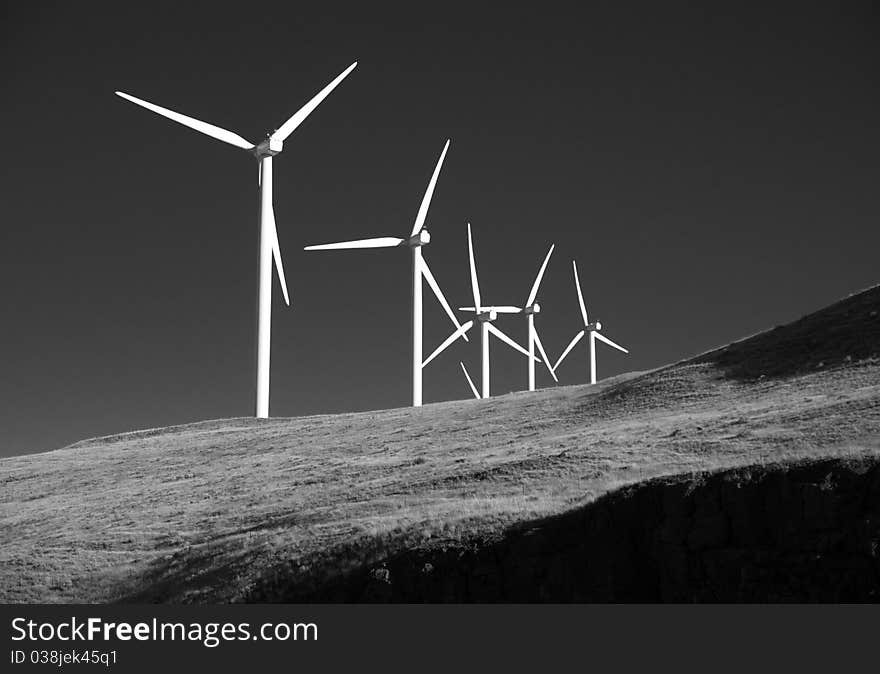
[
  {"x1": 116, "y1": 514, "x2": 302, "y2": 603},
  {"x1": 249, "y1": 456, "x2": 880, "y2": 603},
  {"x1": 116, "y1": 456, "x2": 880, "y2": 603},
  {"x1": 693, "y1": 285, "x2": 880, "y2": 382}
]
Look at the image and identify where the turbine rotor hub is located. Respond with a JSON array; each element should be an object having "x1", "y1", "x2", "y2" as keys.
[
  {"x1": 406, "y1": 229, "x2": 431, "y2": 247},
  {"x1": 253, "y1": 137, "x2": 283, "y2": 158},
  {"x1": 524, "y1": 303, "x2": 541, "y2": 315},
  {"x1": 586, "y1": 321, "x2": 601, "y2": 332},
  {"x1": 478, "y1": 310, "x2": 498, "y2": 322}
]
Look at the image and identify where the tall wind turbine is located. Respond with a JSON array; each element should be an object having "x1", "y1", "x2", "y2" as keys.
[
  {"x1": 116, "y1": 62, "x2": 358, "y2": 419},
  {"x1": 553, "y1": 260, "x2": 629, "y2": 384},
  {"x1": 304, "y1": 140, "x2": 466, "y2": 407},
  {"x1": 428, "y1": 223, "x2": 539, "y2": 399},
  {"x1": 521, "y1": 244, "x2": 559, "y2": 391}
]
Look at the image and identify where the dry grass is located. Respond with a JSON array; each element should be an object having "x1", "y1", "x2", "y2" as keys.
[{"x1": 1, "y1": 286, "x2": 879, "y2": 603}]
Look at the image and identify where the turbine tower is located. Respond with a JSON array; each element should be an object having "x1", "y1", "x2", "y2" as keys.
[
  {"x1": 429, "y1": 223, "x2": 539, "y2": 399},
  {"x1": 521, "y1": 244, "x2": 559, "y2": 391},
  {"x1": 116, "y1": 62, "x2": 358, "y2": 418},
  {"x1": 304, "y1": 140, "x2": 466, "y2": 407},
  {"x1": 553, "y1": 260, "x2": 629, "y2": 384}
]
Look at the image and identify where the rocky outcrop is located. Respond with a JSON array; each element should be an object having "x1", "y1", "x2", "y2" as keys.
[{"x1": 259, "y1": 457, "x2": 880, "y2": 602}]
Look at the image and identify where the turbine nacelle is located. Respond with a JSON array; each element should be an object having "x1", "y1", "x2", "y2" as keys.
[
  {"x1": 477, "y1": 309, "x2": 499, "y2": 322},
  {"x1": 587, "y1": 321, "x2": 601, "y2": 331},
  {"x1": 407, "y1": 229, "x2": 431, "y2": 247},
  {"x1": 253, "y1": 137, "x2": 283, "y2": 158},
  {"x1": 524, "y1": 303, "x2": 541, "y2": 315}
]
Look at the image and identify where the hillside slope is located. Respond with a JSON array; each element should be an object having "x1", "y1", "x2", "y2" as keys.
[{"x1": 1, "y1": 286, "x2": 879, "y2": 602}]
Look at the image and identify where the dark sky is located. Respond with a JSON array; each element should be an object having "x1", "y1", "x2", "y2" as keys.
[{"x1": 2, "y1": 2, "x2": 878, "y2": 457}]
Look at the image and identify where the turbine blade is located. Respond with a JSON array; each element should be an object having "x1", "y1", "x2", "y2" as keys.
[
  {"x1": 423, "y1": 321, "x2": 474, "y2": 368},
  {"x1": 490, "y1": 306, "x2": 523, "y2": 314},
  {"x1": 486, "y1": 323, "x2": 539, "y2": 362},
  {"x1": 460, "y1": 362, "x2": 481, "y2": 399},
  {"x1": 533, "y1": 330, "x2": 558, "y2": 382},
  {"x1": 553, "y1": 330, "x2": 585, "y2": 371},
  {"x1": 420, "y1": 257, "x2": 468, "y2": 341},
  {"x1": 573, "y1": 260, "x2": 589, "y2": 325},
  {"x1": 411, "y1": 139, "x2": 450, "y2": 236},
  {"x1": 595, "y1": 331, "x2": 630, "y2": 354},
  {"x1": 304, "y1": 237, "x2": 403, "y2": 250},
  {"x1": 268, "y1": 204, "x2": 290, "y2": 306},
  {"x1": 467, "y1": 222, "x2": 481, "y2": 310},
  {"x1": 115, "y1": 91, "x2": 254, "y2": 150},
  {"x1": 457, "y1": 307, "x2": 478, "y2": 312},
  {"x1": 270, "y1": 62, "x2": 358, "y2": 142},
  {"x1": 526, "y1": 244, "x2": 555, "y2": 307}
]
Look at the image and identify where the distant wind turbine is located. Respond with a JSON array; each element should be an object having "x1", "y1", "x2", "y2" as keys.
[
  {"x1": 304, "y1": 140, "x2": 466, "y2": 407},
  {"x1": 553, "y1": 261, "x2": 629, "y2": 384},
  {"x1": 520, "y1": 244, "x2": 559, "y2": 391},
  {"x1": 116, "y1": 62, "x2": 358, "y2": 418},
  {"x1": 430, "y1": 223, "x2": 539, "y2": 399}
]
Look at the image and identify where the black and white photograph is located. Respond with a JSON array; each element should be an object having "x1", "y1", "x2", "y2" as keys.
[{"x1": 2, "y1": 0, "x2": 879, "y2": 669}]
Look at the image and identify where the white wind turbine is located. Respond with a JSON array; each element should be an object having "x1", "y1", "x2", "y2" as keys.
[
  {"x1": 303, "y1": 140, "x2": 466, "y2": 407},
  {"x1": 552, "y1": 260, "x2": 629, "y2": 384},
  {"x1": 521, "y1": 244, "x2": 559, "y2": 391},
  {"x1": 116, "y1": 62, "x2": 358, "y2": 418},
  {"x1": 428, "y1": 223, "x2": 540, "y2": 399}
]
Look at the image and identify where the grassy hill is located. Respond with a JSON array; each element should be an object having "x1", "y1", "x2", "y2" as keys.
[{"x1": 1, "y1": 285, "x2": 879, "y2": 602}]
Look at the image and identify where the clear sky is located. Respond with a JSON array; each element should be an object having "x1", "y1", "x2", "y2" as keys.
[{"x1": 1, "y1": 2, "x2": 878, "y2": 456}]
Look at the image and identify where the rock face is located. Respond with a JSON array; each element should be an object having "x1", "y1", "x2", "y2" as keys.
[{"x1": 269, "y1": 457, "x2": 880, "y2": 602}]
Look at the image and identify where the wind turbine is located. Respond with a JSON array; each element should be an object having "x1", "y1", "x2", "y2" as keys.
[
  {"x1": 303, "y1": 140, "x2": 466, "y2": 407},
  {"x1": 552, "y1": 261, "x2": 629, "y2": 384},
  {"x1": 521, "y1": 244, "x2": 559, "y2": 391},
  {"x1": 427, "y1": 223, "x2": 539, "y2": 399},
  {"x1": 116, "y1": 62, "x2": 358, "y2": 419}
]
